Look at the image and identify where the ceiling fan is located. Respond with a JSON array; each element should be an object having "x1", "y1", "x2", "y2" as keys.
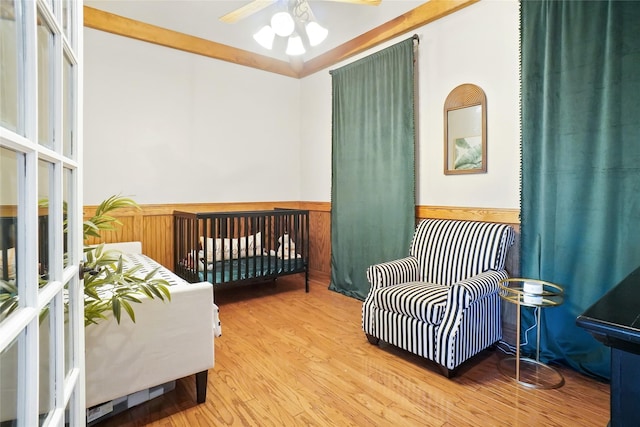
[{"x1": 220, "y1": 0, "x2": 382, "y2": 24}]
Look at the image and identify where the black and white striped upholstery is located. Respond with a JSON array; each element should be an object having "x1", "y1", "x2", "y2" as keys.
[{"x1": 363, "y1": 219, "x2": 515, "y2": 375}]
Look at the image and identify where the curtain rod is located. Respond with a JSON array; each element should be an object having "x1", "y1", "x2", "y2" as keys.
[{"x1": 329, "y1": 34, "x2": 420, "y2": 75}]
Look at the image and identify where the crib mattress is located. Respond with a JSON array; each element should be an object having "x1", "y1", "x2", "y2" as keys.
[{"x1": 199, "y1": 256, "x2": 306, "y2": 284}]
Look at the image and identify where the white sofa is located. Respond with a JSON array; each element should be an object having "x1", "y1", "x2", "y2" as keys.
[
  {"x1": 85, "y1": 242, "x2": 216, "y2": 413},
  {"x1": 0, "y1": 242, "x2": 217, "y2": 424}
]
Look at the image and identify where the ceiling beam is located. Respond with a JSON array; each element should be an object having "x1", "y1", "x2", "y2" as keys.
[
  {"x1": 83, "y1": 6, "x2": 298, "y2": 78},
  {"x1": 83, "y1": 0, "x2": 479, "y2": 79},
  {"x1": 299, "y1": 0, "x2": 480, "y2": 77},
  {"x1": 219, "y1": 0, "x2": 276, "y2": 24}
]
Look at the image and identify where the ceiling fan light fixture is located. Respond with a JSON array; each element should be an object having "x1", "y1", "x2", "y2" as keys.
[
  {"x1": 271, "y1": 11, "x2": 295, "y2": 37},
  {"x1": 253, "y1": 25, "x2": 276, "y2": 49},
  {"x1": 286, "y1": 34, "x2": 306, "y2": 56},
  {"x1": 305, "y1": 21, "x2": 328, "y2": 47}
]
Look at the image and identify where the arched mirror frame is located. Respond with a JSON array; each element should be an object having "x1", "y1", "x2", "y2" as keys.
[{"x1": 444, "y1": 84, "x2": 487, "y2": 175}]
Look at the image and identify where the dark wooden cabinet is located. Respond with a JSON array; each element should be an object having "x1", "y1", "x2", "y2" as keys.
[{"x1": 577, "y1": 266, "x2": 640, "y2": 427}]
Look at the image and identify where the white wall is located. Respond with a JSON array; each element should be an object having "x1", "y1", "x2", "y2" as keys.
[
  {"x1": 300, "y1": 0, "x2": 520, "y2": 209},
  {"x1": 84, "y1": 0, "x2": 520, "y2": 209},
  {"x1": 84, "y1": 29, "x2": 302, "y2": 205}
]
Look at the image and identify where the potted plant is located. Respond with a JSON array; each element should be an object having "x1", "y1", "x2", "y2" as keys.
[{"x1": 0, "y1": 195, "x2": 171, "y2": 325}]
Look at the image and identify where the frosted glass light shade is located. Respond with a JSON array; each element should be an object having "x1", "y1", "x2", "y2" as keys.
[
  {"x1": 253, "y1": 25, "x2": 276, "y2": 49},
  {"x1": 305, "y1": 21, "x2": 328, "y2": 47},
  {"x1": 271, "y1": 12, "x2": 295, "y2": 37},
  {"x1": 286, "y1": 35, "x2": 305, "y2": 56}
]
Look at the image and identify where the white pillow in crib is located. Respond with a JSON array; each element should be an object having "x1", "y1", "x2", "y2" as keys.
[
  {"x1": 250, "y1": 233, "x2": 264, "y2": 257},
  {"x1": 233, "y1": 232, "x2": 263, "y2": 259},
  {"x1": 200, "y1": 232, "x2": 262, "y2": 262},
  {"x1": 199, "y1": 236, "x2": 228, "y2": 262}
]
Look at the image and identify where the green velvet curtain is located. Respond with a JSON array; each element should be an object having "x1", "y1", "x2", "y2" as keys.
[
  {"x1": 520, "y1": 0, "x2": 640, "y2": 380},
  {"x1": 329, "y1": 37, "x2": 416, "y2": 300}
]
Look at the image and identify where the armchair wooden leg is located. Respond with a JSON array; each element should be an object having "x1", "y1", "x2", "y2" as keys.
[
  {"x1": 437, "y1": 364, "x2": 457, "y2": 378},
  {"x1": 365, "y1": 334, "x2": 380, "y2": 345},
  {"x1": 196, "y1": 370, "x2": 208, "y2": 404}
]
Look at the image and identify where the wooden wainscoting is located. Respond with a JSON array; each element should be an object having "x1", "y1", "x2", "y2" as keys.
[
  {"x1": 304, "y1": 203, "x2": 332, "y2": 282},
  {"x1": 83, "y1": 202, "x2": 520, "y2": 292}
]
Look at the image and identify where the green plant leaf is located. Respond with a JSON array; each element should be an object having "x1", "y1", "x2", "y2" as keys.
[
  {"x1": 145, "y1": 282, "x2": 165, "y2": 300},
  {"x1": 138, "y1": 284, "x2": 155, "y2": 299},
  {"x1": 0, "y1": 280, "x2": 19, "y2": 320},
  {"x1": 157, "y1": 283, "x2": 172, "y2": 302},
  {"x1": 83, "y1": 195, "x2": 140, "y2": 243},
  {"x1": 120, "y1": 294, "x2": 142, "y2": 304},
  {"x1": 125, "y1": 264, "x2": 143, "y2": 276},
  {"x1": 115, "y1": 256, "x2": 124, "y2": 275},
  {"x1": 38, "y1": 194, "x2": 175, "y2": 327},
  {"x1": 84, "y1": 301, "x2": 108, "y2": 326},
  {"x1": 83, "y1": 286, "x2": 102, "y2": 300},
  {"x1": 120, "y1": 299, "x2": 136, "y2": 323},
  {"x1": 0, "y1": 297, "x2": 19, "y2": 319},
  {"x1": 144, "y1": 267, "x2": 161, "y2": 282},
  {"x1": 111, "y1": 296, "x2": 121, "y2": 324},
  {"x1": 0, "y1": 280, "x2": 18, "y2": 295}
]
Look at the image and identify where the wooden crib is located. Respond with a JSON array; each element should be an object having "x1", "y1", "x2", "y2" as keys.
[{"x1": 173, "y1": 208, "x2": 310, "y2": 293}]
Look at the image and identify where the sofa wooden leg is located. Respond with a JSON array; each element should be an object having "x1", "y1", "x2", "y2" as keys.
[
  {"x1": 196, "y1": 370, "x2": 208, "y2": 404},
  {"x1": 365, "y1": 334, "x2": 380, "y2": 345}
]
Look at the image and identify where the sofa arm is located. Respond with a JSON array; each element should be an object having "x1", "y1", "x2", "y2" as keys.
[
  {"x1": 448, "y1": 270, "x2": 510, "y2": 308},
  {"x1": 366, "y1": 256, "x2": 419, "y2": 290},
  {"x1": 85, "y1": 281, "x2": 215, "y2": 408}
]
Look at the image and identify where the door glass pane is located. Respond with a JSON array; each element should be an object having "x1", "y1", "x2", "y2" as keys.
[
  {"x1": 38, "y1": 160, "x2": 51, "y2": 281},
  {"x1": 37, "y1": 12, "x2": 53, "y2": 148},
  {"x1": 0, "y1": 148, "x2": 19, "y2": 325},
  {"x1": 0, "y1": 336, "x2": 19, "y2": 425},
  {"x1": 63, "y1": 168, "x2": 73, "y2": 376},
  {"x1": 62, "y1": 55, "x2": 73, "y2": 157},
  {"x1": 63, "y1": 168, "x2": 71, "y2": 268},
  {"x1": 64, "y1": 280, "x2": 72, "y2": 377},
  {"x1": 0, "y1": 0, "x2": 20, "y2": 132},
  {"x1": 39, "y1": 306, "x2": 52, "y2": 426},
  {"x1": 62, "y1": 0, "x2": 72, "y2": 47}
]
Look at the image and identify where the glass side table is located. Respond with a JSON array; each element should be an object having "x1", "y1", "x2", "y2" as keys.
[{"x1": 498, "y1": 278, "x2": 565, "y2": 389}]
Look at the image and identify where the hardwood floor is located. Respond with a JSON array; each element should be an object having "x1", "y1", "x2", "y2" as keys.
[{"x1": 94, "y1": 276, "x2": 610, "y2": 427}]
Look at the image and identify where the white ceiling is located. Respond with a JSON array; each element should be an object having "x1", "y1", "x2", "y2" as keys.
[{"x1": 85, "y1": 0, "x2": 426, "y2": 62}]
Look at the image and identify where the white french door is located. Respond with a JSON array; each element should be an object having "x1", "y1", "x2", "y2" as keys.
[{"x1": 0, "y1": 0, "x2": 84, "y2": 426}]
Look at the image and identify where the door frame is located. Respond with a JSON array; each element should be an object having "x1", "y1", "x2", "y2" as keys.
[{"x1": 0, "y1": 0, "x2": 84, "y2": 425}]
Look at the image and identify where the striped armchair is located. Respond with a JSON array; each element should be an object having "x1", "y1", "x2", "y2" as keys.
[{"x1": 363, "y1": 219, "x2": 515, "y2": 377}]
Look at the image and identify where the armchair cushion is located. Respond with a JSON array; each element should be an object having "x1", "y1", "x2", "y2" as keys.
[{"x1": 372, "y1": 282, "x2": 449, "y2": 325}]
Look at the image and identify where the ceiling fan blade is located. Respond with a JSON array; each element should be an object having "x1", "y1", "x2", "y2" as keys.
[
  {"x1": 322, "y1": 0, "x2": 382, "y2": 5},
  {"x1": 219, "y1": 0, "x2": 277, "y2": 23}
]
